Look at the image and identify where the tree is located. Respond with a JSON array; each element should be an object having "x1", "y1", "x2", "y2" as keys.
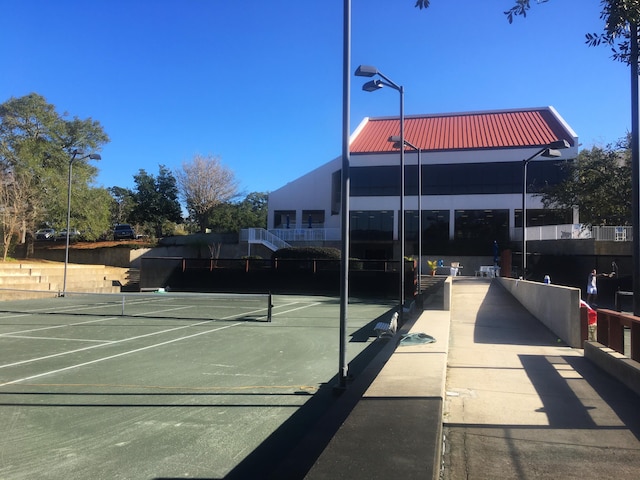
[
  {"x1": 0, "y1": 93, "x2": 109, "y2": 252},
  {"x1": 175, "y1": 154, "x2": 239, "y2": 233},
  {"x1": 109, "y1": 186, "x2": 136, "y2": 226},
  {"x1": 130, "y1": 165, "x2": 182, "y2": 238},
  {"x1": 205, "y1": 192, "x2": 268, "y2": 233},
  {"x1": 540, "y1": 137, "x2": 632, "y2": 225},
  {"x1": 415, "y1": 1, "x2": 640, "y2": 64},
  {"x1": 0, "y1": 171, "x2": 31, "y2": 259},
  {"x1": 72, "y1": 187, "x2": 114, "y2": 241}
]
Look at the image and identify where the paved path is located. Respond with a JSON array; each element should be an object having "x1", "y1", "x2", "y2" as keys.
[{"x1": 442, "y1": 278, "x2": 640, "y2": 480}]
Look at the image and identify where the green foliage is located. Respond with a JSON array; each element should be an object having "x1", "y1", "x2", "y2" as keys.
[
  {"x1": 109, "y1": 186, "x2": 136, "y2": 225},
  {"x1": 71, "y1": 186, "x2": 113, "y2": 241},
  {"x1": 203, "y1": 192, "x2": 268, "y2": 234},
  {"x1": 0, "y1": 93, "x2": 109, "y2": 249},
  {"x1": 540, "y1": 136, "x2": 632, "y2": 225},
  {"x1": 583, "y1": 2, "x2": 640, "y2": 65},
  {"x1": 493, "y1": 0, "x2": 640, "y2": 66},
  {"x1": 272, "y1": 247, "x2": 341, "y2": 260},
  {"x1": 129, "y1": 165, "x2": 182, "y2": 238}
]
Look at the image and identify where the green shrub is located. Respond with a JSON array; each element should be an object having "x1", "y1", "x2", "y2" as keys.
[{"x1": 272, "y1": 247, "x2": 341, "y2": 260}]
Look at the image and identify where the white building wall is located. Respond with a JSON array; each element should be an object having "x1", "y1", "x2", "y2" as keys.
[
  {"x1": 267, "y1": 128, "x2": 578, "y2": 239},
  {"x1": 268, "y1": 156, "x2": 342, "y2": 230}
]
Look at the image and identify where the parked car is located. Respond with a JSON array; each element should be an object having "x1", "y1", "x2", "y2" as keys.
[
  {"x1": 35, "y1": 228, "x2": 56, "y2": 241},
  {"x1": 113, "y1": 224, "x2": 136, "y2": 240},
  {"x1": 56, "y1": 229, "x2": 81, "y2": 241}
]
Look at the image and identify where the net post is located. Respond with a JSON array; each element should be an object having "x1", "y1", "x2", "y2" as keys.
[
  {"x1": 121, "y1": 294, "x2": 125, "y2": 316},
  {"x1": 267, "y1": 292, "x2": 272, "y2": 322}
]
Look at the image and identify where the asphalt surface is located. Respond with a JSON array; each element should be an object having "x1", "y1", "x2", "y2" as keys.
[{"x1": 0, "y1": 294, "x2": 396, "y2": 480}]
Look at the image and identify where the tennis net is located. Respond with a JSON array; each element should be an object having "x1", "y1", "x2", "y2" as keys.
[{"x1": 0, "y1": 289, "x2": 273, "y2": 322}]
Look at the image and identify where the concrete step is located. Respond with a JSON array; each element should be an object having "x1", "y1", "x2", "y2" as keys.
[
  {"x1": 0, "y1": 275, "x2": 51, "y2": 285},
  {"x1": 0, "y1": 289, "x2": 59, "y2": 301},
  {"x1": 0, "y1": 262, "x2": 128, "y2": 300}
]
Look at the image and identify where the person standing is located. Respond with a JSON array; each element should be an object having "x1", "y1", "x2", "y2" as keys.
[{"x1": 586, "y1": 268, "x2": 615, "y2": 306}]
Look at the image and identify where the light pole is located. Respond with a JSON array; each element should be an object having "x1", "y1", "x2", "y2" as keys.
[
  {"x1": 390, "y1": 135, "x2": 422, "y2": 295},
  {"x1": 355, "y1": 65, "x2": 405, "y2": 322},
  {"x1": 521, "y1": 139, "x2": 569, "y2": 278},
  {"x1": 336, "y1": 0, "x2": 351, "y2": 392},
  {"x1": 63, "y1": 149, "x2": 101, "y2": 296}
]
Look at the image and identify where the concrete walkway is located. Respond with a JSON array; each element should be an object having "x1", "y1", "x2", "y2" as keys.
[{"x1": 442, "y1": 277, "x2": 640, "y2": 480}]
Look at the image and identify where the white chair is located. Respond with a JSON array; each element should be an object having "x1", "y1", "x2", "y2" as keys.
[
  {"x1": 615, "y1": 227, "x2": 627, "y2": 241},
  {"x1": 450, "y1": 261, "x2": 461, "y2": 276}
]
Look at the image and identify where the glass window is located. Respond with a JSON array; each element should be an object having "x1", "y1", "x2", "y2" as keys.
[
  {"x1": 351, "y1": 161, "x2": 571, "y2": 197},
  {"x1": 350, "y1": 210, "x2": 394, "y2": 241},
  {"x1": 274, "y1": 210, "x2": 296, "y2": 229},
  {"x1": 455, "y1": 209, "x2": 509, "y2": 244},
  {"x1": 404, "y1": 209, "x2": 450, "y2": 255},
  {"x1": 302, "y1": 210, "x2": 325, "y2": 228},
  {"x1": 351, "y1": 166, "x2": 399, "y2": 196},
  {"x1": 515, "y1": 209, "x2": 572, "y2": 227}
]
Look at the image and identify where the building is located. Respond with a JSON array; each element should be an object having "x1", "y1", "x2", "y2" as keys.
[{"x1": 267, "y1": 106, "x2": 578, "y2": 260}]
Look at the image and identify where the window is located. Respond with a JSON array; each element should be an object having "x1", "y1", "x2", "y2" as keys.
[
  {"x1": 302, "y1": 210, "x2": 325, "y2": 228},
  {"x1": 349, "y1": 161, "x2": 571, "y2": 197},
  {"x1": 274, "y1": 210, "x2": 296, "y2": 229},
  {"x1": 351, "y1": 166, "x2": 400, "y2": 196},
  {"x1": 515, "y1": 209, "x2": 572, "y2": 228},
  {"x1": 350, "y1": 210, "x2": 394, "y2": 241},
  {"x1": 455, "y1": 209, "x2": 509, "y2": 244}
]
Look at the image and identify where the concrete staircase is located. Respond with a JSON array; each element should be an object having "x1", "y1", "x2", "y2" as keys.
[{"x1": 0, "y1": 262, "x2": 130, "y2": 300}]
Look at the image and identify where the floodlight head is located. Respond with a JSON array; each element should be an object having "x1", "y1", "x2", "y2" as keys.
[
  {"x1": 388, "y1": 135, "x2": 401, "y2": 143},
  {"x1": 89, "y1": 153, "x2": 101, "y2": 160},
  {"x1": 548, "y1": 139, "x2": 570, "y2": 150},
  {"x1": 362, "y1": 79, "x2": 384, "y2": 92},
  {"x1": 355, "y1": 65, "x2": 378, "y2": 77},
  {"x1": 541, "y1": 148, "x2": 562, "y2": 158},
  {"x1": 72, "y1": 149, "x2": 85, "y2": 156}
]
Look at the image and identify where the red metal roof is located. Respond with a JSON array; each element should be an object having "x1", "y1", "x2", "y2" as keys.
[{"x1": 349, "y1": 107, "x2": 575, "y2": 153}]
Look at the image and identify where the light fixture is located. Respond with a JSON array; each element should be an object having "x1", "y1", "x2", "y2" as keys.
[{"x1": 521, "y1": 139, "x2": 570, "y2": 277}]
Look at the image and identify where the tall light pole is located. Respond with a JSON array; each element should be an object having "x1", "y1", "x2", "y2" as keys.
[
  {"x1": 62, "y1": 149, "x2": 101, "y2": 296},
  {"x1": 631, "y1": 23, "x2": 640, "y2": 316},
  {"x1": 355, "y1": 65, "x2": 405, "y2": 323},
  {"x1": 336, "y1": 0, "x2": 351, "y2": 392},
  {"x1": 521, "y1": 139, "x2": 569, "y2": 278},
  {"x1": 390, "y1": 135, "x2": 422, "y2": 295}
]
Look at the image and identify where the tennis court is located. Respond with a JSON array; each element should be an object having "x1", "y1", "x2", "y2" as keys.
[{"x1": 0, "y1": 291, "x2": 396, "y2": 479}]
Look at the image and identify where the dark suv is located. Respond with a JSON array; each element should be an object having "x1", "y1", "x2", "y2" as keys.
[{"x1": 113, "y1": 224, "x2": 136, "y2": 240}]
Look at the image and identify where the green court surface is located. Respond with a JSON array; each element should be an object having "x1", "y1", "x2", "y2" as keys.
[{"x1": 0, "y1": 293, "x2": 396, "y2": 479}]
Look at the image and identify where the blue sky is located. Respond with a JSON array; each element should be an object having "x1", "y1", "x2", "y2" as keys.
[{"x1": 1, "y1": 0, "x2": 629, "y2": 196}]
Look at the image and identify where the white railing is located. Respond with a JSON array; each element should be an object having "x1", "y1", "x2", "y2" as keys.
[
  {"x1": 511, "y1": 224, "x2": 632, "y2": 241},
  {"x1": 241, "y1": 228, "x2": 291, "y2": 250},
  {"x1": 246, "y1": 224, "x2": 632, "y2": 247},
  {"x1": 591, "y1": 225, "x2": 632, "y2": 241},
  {"x1": 268, "y1": 228, "x2": 341, "y2": 242}
]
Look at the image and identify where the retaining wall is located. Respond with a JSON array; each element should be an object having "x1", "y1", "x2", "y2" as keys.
[{"x1": 496, "y1": 277, "x2": 582, "y2": 347}]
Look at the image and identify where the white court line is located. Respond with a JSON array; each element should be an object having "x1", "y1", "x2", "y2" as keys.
[
  {"x1": 1, "y1": 335, "x2": 110, "y2": 343},
  {"x1": 0, "y1": 300, "x2": 321, "y2": 375},
  {"x1": 0, "y1": 322, "x2": 243, "y2": 387},
  {"x1": 272, "y1": 302, "x2": 321, "y2": 316},
  {"x1": 0, "y1": 306, "x2": 269, "y2": 370},
  {"x1": 0, "y1": 316, "x2": 118, "y2": 337}
]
